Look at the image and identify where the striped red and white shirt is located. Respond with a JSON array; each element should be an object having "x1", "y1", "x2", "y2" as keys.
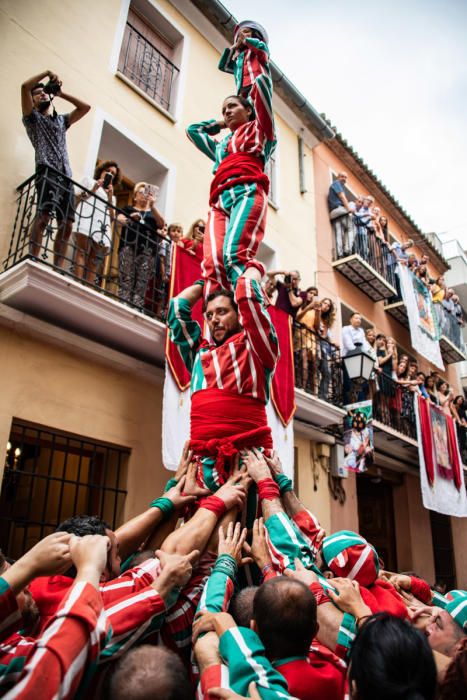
[{"x1": 168, "y1": 277, "x2": 279, "y2": 404}]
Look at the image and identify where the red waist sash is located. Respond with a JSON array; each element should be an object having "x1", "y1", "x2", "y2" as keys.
[
  {"x1": 190, "y1": 388, "x2": 272, "y2": 471},
  {"x1": 209, "y1": 153, "x2": 269, "y2": 205}
]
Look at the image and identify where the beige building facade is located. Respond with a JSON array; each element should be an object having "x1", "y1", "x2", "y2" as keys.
[{"x1": 0, "y1": 0, "x2": 465, "y2": 588}]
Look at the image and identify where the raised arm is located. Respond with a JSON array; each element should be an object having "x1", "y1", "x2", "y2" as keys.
[
  {"x1": 167, "y1": 283, "x2": 204, "y2": 373},
  {"x1": 186, "y1": 120, "x2": 224, "y2": 161},
  {"x1": 250, "y1": 73, "x2": 276, "y2": 155},
  {"x1": 57, "y1": 87, "x2": 91, "y2": 126},
  {"x1": 235, "y1": 267, "x2": 279, "y2": 371}
]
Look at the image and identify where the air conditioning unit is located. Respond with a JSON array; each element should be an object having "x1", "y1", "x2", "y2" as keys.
[{"x1": 330, "y1": 444, "x2": 348, "y2": 479}]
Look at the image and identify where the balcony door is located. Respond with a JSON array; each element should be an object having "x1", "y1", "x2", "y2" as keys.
[{"x1": 357, "y1": 474, "x2": 397, "y2": 572}]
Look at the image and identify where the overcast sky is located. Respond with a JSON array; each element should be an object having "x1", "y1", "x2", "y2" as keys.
[{"x1": 226, "y1": 0, "x2": 467, "y2": 249}]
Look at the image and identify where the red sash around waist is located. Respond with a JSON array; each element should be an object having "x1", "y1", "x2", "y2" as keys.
[
  {"x1": 190, "y1": 388, "x2": 272, "y2": 469},
  {"x1": 209, "y1": 153, "x2": 269, "y2": 205}
]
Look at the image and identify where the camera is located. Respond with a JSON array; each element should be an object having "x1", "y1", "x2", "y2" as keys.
[
  {"x1": 103, "y1": 172, "x2": 113, "y2": 189},
  {"x1": 43, "y1": 80, "x2": 61, "y2": 96},
  {"x1": 284, "y1": 274, "x2": 291, "y2": 284}
]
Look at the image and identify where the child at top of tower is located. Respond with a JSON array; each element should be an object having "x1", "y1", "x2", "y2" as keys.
[{"x1": 218, "y1": 20, "x2": 270, "y2": 98}]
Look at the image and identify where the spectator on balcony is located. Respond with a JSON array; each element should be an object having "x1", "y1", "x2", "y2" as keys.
[
  {"x1": 451, "y1": 293, "x2": 464, "y2": 348},
  {"x1": 317, "y1": 297, "x2": 337, "y2": 398},
  {"x1": 294, "y1": 290, "x2": 321, "y2": 391},
  {"x1": 353, "y1": 196, "x2": 374, "y2": 258},
  {"x1": 451, "y1": 395, "x2": 467, "y2": 460},
  {"x1": 375, "y1": 334, "x2": 396, "y2": 397},
  {"x1": 416, "y1": 372, "x2": 431, "y2": 399},
  {"x1": 328, "y1": 172, "x2": 353, "y2": 257},
  {"x1": 182, "y1": 219, "x2": 205, "y2": 261},
  {"x1": 341, "y1": 312, "x2": 368, "y2": 356},
  {"x1": 431, "y1": 275, "x2": 447, "y2": 330},
  {"x1": 379, "y1": 215, "x2": 389, "y2": 243},
  {"x1": 415, "y1": 262, "x2": 430, "y2": 286},
  {"x1": 21, "y1": 69, "x2": 91, "y2": 268},
  {"x1": 168, "y1": 222, "x2": 184, "y2": 246},
  {"x1": 407, "y1": 253, "x2": 418, "y2": 271},
  {"x1": 437, "y1": 380, "x2": 454, "y2": 416},
  {"x1": 424, "y1": 374, "x2": 439, "y2": 405},
  {"x1": 73, "y1": 160, "x2": 121, "y2": 283},
  {"x1": 262, "y1": 275, "x2": 277, "y2": 303},
  {"x1": 442, "y1": 288, "x2": 457, "y2": 340},
  {"x1": 117, "y1": 182, "x2": 165, "y2": 308},
  {"x1": 390, "y1": 238, "x2": 413, "y2": 300},
  {"x1": 362, "y1": 327, "x2": 378, "y2": 400},
  {"x1": 268, "y1": 270, "x2": 307, "y2": 317}
]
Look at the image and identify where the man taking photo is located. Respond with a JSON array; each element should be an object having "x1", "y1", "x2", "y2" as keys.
[{"x1": 21, "y1": 69, "x2": 90, "y2": 267}]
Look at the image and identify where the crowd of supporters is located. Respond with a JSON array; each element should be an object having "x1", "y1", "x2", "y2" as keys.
[{"x1": 1, "y1": 445, "x2": 466, "y2": 699}]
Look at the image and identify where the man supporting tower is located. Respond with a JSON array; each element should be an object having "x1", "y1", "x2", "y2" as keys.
[{"x1": 167, "y1": 263, "x2": 279, "y2": 491}]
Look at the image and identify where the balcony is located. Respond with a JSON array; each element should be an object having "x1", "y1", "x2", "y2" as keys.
[
  {"x1": 331, "y1": 214, "x2": 397, "y2": 301},
  {"x1": 436, "y1": 304, "x2": 466, "y2": 365},
  {"x1": 384, "y1": 293, "x2": 409, "y2": 328},
  {"x1": 118, "y1": 22, "x2": 179, "y2": 113},
  {"x1": 0, "y1": 168, "x2": 168, "y2": 364},
  {"x1": 292, "y1": 321, "x2": 346, "y2": 427}
]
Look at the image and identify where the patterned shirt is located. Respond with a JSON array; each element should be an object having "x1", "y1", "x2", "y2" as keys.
[
  {"x1": 22, "y1": 110, "x2": 72, "y2": 176},
  {"x1": 168, "y1": 277, "x2": 279, "y2": 404},
  {"x1": 186, "y1": 72, "x2": 276, "y2": 170}
]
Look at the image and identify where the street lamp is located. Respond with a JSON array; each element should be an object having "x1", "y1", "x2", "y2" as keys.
[{"x1": 342, "y1": 343, "x2": 375, "y2": 384}]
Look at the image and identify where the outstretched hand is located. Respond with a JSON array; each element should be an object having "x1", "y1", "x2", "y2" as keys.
[
  {"x1": 184, "y1": 461, "x2": 212, "y2": 498},
  {"x1": 175, "y1": 440, "x2": 193, "y2": 481},
  {"x1": 164, "y1": 475, "x2": 197, "y2": 509},
  {"x1": 218, "y1": 522, "x2": 251, "y2": 566},
  {"x1": 242, "y1": 517, "x2": 272, "y2": 571},
  {"x1": 192, "y1": 611, "x2": 236, "y2": 643},
  {"x1": 284, "y1": 558, "x2": 318, "y2": 586},
  {"x1": 241, "y1": 448, "x2": 270, "y2": 483}
]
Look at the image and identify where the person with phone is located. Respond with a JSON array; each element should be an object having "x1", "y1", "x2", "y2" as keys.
[
  {"x1": 117, "y1": 181, "x2": 165, "y2": 308},
  {"x1": 72, "y1": 160, "x2": 121, "y2": 282},
  {"x1": 182, "y1": 219, "x2": 206, "y2": 261},
  {"x1": 186, "y1": 43, "x2": 276, "y2": 298},
  {"x1": 21, "y1": 70, "x2": 91, "y2": 268}
]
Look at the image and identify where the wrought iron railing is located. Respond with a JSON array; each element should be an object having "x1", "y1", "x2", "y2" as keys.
[
  {"x1": 373, "y1": 374, "x2": 417, "y2": 439},
  {"x1": 4, "y1": 167, "x2": 170, "y2": 320},
  {"x1": 331, "y1": 213, "x2": 396, "y2": 288},
  {"x1": 293, "y1": 321, "x2": 343, "y2": 405},
  {"x1": 119, "y1": 22, "x2": 179, "y2": 111},
  {"x1": 436, "y1": 303, "x2": 466, "y2": 353}
]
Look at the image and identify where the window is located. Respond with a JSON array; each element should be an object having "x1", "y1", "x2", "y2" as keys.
[
  {"x1": 117, "y1": 3, "x2": 183, "y2": 115},
  {"x1": 265, "y1": 151, "x2": 278, "y2": 207},
  {"x1": 430, "y1": 511, "x2": 456, "y2": 590},
  {"x1": 1, "y1": 420, "x2": 128, "y2": 560}
]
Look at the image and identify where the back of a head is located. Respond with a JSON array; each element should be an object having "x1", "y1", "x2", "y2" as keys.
[
  {"x1": 56, "y1": 514, "x2": 109, "y2": 537},
  {"x1": 109, "y1": 645, "x2": 194, "y2": 700},
  {"x1": 438, "y1": 637, "x2": 467, "y2": 700},
  {"x1": 349, "y1": 614, "x2": 436, "y2": 700},
  {"x1": 229, "y1": 586, "x2": 258, "y2": 628},
  {"x1": 253, "y1": 578, "x2": 317, "y2": 660}
]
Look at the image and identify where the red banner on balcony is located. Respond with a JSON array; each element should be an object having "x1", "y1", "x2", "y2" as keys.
[
  {"x1": 165, "y1": 246, "x2": 203, "y2": 391},
  {"x1": 415, "y1": 394, "x2": 466, "y2": 516},
  {"x1": 268, "y1": 306, "x2": 296, "y2": 427}
]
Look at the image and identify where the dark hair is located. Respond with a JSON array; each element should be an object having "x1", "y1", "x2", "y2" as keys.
[
  {"x1": 416, "y1": 372, "x2": 426, "y2": 379},
  {"x1": 31, "y1": 82, "x2": 45, "y2": 95},
  {"x1": 253, "y1": 578, "x2": 317, "y2": 659},
  {"x1": 349, "y1": 613, "x2": 437, "y2": 700},
  {"x1": 320, "y1": 298, "x2": 336, "y2": 327},
  {"x1": 229, "y1": 586, "x2": 258, "y2": 628},
  {"x1": 376, "y1": 333, "x2": 386, "y2": 341},
  {"x1": 453, "y1": 395, "x2": 464, "y2": 407},
  {"x1": 56, "y1": 514, "x2": 110, "y2": 536},
  {"x1": 223, "y1": 94, "x2": 254, "y2": 120},
  {"x1": 438, "y1": 637, "x2": 467, "y2": 700},
  {"x1": 0, "y1": 548, "x2": 6, "y2": 575},
  {"x1": 109, "y1": 645, "x2": 194, "y2": 700},
  {"x1": 350, "y1": 312, "x2": 361, "y2": 320},
  {"x1": 94, "y1": 160, "x2": 122, "y2": 187},
  {"x1": 202, "y1": 289, "x2": 238, "y2": 314},
  {"x1": 306, "y1": 286, "x2": 318, "y2": 295},
  {"x1": 437, "y1": 379, "x2": 449, "y2": 394}
]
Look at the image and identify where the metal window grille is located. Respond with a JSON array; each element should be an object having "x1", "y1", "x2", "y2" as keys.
[
  {"x1": 3, "y1": 166, "x2": 170, "y2": 322},
  {"x1": 119, "y1": 22, "x2": 179, "y2": 111},
  {"x1": 331, "y1": 215, "x2": 396, "y2": 288},
  {"x1": 293, "y1": 320, "x2": 343, "y2": 405},
  {"x1": 1, "y1": 419, "x2": 128, "y2": 561},
  {"x1": 372, "y1": 376, "x2": 417, "y2": 439}
]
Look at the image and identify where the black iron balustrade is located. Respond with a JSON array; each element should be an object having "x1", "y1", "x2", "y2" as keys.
[
  {"x1": 4, "y1": 167, "x2": 170, "y2": 321},
  {"x1": 331, "y1": 213, "x2": 397, "y2": 289},
  {"x1": 119, "y1": 22, "x2": 179, "y2": 111},
  {"x1": 372, "y1": 374, "x2": 417, "y2": 439},
  {"x1": 293, "y1": 320, "x2": 343, "y2": 406},
  {"x1": 436, "y1": 304, "x2": 466, "y2": 354}
]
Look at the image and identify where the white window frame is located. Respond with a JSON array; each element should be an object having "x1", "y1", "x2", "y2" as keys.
[
  {"x1": 83, "y1": 107, "x2": 176, "y2": 222},
  {"x1": 109, "y1": 0, "x2": 189, "y2": 123},
  {"x1": 267, "y1": 132, "x2": 280, "y2": 209}
]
